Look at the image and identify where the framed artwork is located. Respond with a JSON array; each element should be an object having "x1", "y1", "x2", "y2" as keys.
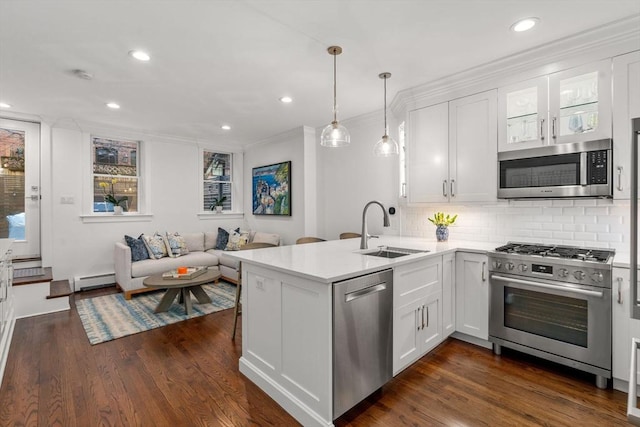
[{"x1": 252, "y1": 161, "x2": 291, "y2": 216}]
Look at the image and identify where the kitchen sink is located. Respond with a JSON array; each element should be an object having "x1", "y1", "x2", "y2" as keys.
[{"x1": 363, "y1": 247, "x2": 429, "y2": 258}]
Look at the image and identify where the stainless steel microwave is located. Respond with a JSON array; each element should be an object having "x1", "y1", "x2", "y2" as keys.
[{"x1": 498, "y1": 139, "x2": 612, "y2": 199}]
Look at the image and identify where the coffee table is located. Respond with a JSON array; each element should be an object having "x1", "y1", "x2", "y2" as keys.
[{"x1": 143, "y1": 269, "x2": 221, "y2": 315}]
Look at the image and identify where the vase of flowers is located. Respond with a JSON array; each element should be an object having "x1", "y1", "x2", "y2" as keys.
[
  {"x1": 210, "y1": 196, "x2": 227, "y2": 213},
  {"x1": 99, "y1": 178, "x2": 128, "y2": 214},
  {"x1": 427, "y1": 212, "x2": 457, "y2": 242}
]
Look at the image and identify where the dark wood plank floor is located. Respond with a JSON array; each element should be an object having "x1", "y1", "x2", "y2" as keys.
[{"x1": 0, "y1": 285, "x2": 632, "y2": 426}]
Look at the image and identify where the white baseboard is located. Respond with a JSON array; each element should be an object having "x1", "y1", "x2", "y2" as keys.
[{"x1": 13, "y1": 282, "x2": 70, "y2": 318}]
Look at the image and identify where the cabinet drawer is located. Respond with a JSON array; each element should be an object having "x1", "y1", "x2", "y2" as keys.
[{"x1": 394, "y1": 257, "x2": 442, "y2": 307}]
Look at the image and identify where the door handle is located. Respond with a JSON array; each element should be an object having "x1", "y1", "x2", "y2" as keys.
[
  {"x1": 552, "y1": 116, "x2": 557, "y2": 139},
  {"x1": 426, "y1": 305, "x2": 429, "y2": 328},
  {"x1": 417, "y1": 306, "x2": 421, "y2": 331},
  {"x1": 26, "y1": 195, "x2": 40, "y2": 201},
  {"x1": 482, "y1": 261, "x2": 486, "y2": 282},
  {"x1": 450, "y1": 180, "x2": 455, "y2": 198},
  {"x1": 345, "y1": 283, "x2": 386, "y2": 302},
  {"x1": 617, "y1": 166, "x2": 623, "y2": 192},
  {"x1": 540, "y1": 118, "x2": 545, "y2": 141},
  {"x1": 442, "y1": 180, "x2": 448, "y2": 197},
  {"x1": 617, "y1": 277, "x2": 623, "y2": 304},
  {"x1": 421, "y1": 304, "x2": 425, "y2": 329}
]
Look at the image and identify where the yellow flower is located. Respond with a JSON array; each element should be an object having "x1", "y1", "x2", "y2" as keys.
[
  {"x1": 99, "y1": 182, "x2": 108, "y2": 189},
  {"x1": 111, "y1": 178, "x2": 118, "y2": 184}
]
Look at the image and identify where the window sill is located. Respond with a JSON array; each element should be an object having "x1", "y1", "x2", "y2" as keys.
[
  {"x1": 197, "y1": 212, "x2": 244, "y2": 220},
  {"x1": 80, "y1": 213, "x2": 154, "y2": 223}
]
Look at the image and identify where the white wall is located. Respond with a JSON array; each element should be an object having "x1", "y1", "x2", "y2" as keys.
[
  {"x1": 243, "y1": 126, "x2": 314, "y2": 246},
  {"x1": 47, "y1": 125, "x2": 244, "y2": 285},
  {"x1": 317, "y1": 110, "x2": 401, "y2": 241}
]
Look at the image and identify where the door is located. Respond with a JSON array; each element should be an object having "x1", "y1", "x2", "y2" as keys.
[
  {"x1": 393, "y1": 298, "x2": 422, "y2": 375},
  {"x1": 498, "y1": 77, "x2": 548, "y2": 152},
  {"x1": 407, "y1": 102, "x2": 449, "y2": 203},
  {"x1": 548, "y1": 60, "x2": 612, "y2": 145},
  {"x1": 420, "y1": 292, "x2": 442, "y2": 354},
  {"x1": 613, "y1": 51, "x2": 640, "y2": 199},
  {"x1": 449, "y1": 89, "x2": 498, "y2": 202},
  {"x1": 0, "y1": 118, "x2": 40, "y2": 258},
  {"x1": 455, "y1": 252, "x2": 489, "y2": 339}
]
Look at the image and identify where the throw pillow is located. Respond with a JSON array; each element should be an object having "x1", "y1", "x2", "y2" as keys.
[
  {"x1": 214, "y1": 227, "x2": 233, "y2": 250},
  {"x1": 252, "y1": 231, "x2": 280, "y2": 246},
  {"x1": 143, "y1": 232, "x2": 169, "y2": 260},
  {"x1": 164, "y1": 232, "x2": 189, "y2": 258},
  {"x1": 124, "y1": 234, "x2": 149, "y2": 262},
  {"x1": 226, "y1": 230, "x2": 250, "y2": 251}
]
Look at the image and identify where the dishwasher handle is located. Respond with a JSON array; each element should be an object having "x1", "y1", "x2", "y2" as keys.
[{"x1": 345, "y1": 283, "x2": 387, "y2": 302}]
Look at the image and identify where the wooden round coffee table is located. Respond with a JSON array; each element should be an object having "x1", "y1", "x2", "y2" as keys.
[{"x1": 143, "y1": 269, "x2": 222, "y2": 315}]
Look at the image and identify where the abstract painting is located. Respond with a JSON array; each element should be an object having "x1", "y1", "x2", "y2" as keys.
[{"x1": 252, "y1": 161, "x2": 290, "y2": 215}]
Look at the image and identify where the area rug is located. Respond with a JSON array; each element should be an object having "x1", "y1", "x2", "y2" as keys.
[{"x1": 76, "y1": 281, "x2": 236, "y2": 345}]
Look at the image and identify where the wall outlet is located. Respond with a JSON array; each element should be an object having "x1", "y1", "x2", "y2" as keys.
[{"x1": 256, "y1": 278, "x2": 265, "y2": 290}]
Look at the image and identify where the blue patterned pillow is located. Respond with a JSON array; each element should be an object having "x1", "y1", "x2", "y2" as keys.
[
  {"x1": 124, "y1": 234, "x2": 149, "y2": 262},
  {"x1": 214, "y1": 227, "x2": 230, "y2": 250},
  {"x1": 164, "y1": 232, "x2": 189, "y2": 257}
]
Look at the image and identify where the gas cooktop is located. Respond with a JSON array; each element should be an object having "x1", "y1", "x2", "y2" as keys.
[{"x1": 494, "y1": 242, "x2": 615, "y2": 263}]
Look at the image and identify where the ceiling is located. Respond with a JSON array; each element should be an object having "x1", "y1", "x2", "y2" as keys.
[{"x1": 1, "y1": 0, "x2": 639, "y2": 147}]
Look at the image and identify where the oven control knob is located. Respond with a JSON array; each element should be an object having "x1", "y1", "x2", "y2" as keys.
[
  {"x1": 492, "y1": 261, "x2": 502, "y2": 270},
  {"x1": 558, "y1": 268, "x2": 569, "y2": 278},
  {"x1": 591, "y1": 272, "x2": 604, "y2": 283},
  {"x1": 505, "y1": 262, "x2": 515, "y2": 271},
  {"x1": 518, "y1": 264, "x2": 528, "y2": 272},
  {"x1": 573, "y1": 270, "x2": 586, "y2": 281}
]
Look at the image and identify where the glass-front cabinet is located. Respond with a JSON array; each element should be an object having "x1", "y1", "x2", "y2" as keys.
[{"x1": 498, "y1": 60, "x2": 611, "y2": 152}]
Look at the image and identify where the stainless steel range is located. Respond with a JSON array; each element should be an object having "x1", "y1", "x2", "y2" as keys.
[{"x1": 488, "y1": 242, "x2": 615, "y2": 389}]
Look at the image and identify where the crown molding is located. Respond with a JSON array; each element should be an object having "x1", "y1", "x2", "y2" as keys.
[{"x1": 390, "y1": 15, "x2": 640, "y2": 115}]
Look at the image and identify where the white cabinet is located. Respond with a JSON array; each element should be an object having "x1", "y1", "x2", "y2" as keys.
[
  {"x1": 442, "y1": 252, "x2": 455, "y2": 337},
  {"x1": 455, "y1": 252, "x2": 489, "y2": 340},
  {"x1": 612, "y1": 51, "x2": 640, "y2": 200},
  {"x1": 498, "y1": 60, "x2": 612, "y2": 152},
  {"x1": 0, "y1": 240, "x2": 14, "y2": 386},
  {"x1": 407, "y1": 90, "x2": 497, "y2": 203},
  {"x1": 393, "y1": 256, "x2": 443, "y2": 375},
  {"x1": 612, "y1": 266, "x2": 640, "y2": 392}
]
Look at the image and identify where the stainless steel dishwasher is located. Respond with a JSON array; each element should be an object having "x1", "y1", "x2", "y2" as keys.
[{"x1": 333, "y1": 269, "x2": 393, "y2": 419}]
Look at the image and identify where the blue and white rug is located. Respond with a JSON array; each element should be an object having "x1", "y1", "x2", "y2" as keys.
[{"x1": 76, "y1": 281, "x2": 236, "y2": 345}]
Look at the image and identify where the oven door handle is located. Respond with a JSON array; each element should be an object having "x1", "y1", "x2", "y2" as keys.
[{"x1": 490, "y1": 274, "x2": 604, "y2": 298}]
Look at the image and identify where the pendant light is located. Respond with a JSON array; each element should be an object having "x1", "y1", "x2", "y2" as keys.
[
  {"x1": 373, "y1": 72, "x2": 399, "y2": 157},
  {"x1": 320, "y1": 46, "x2": 350, "y2": 147}
]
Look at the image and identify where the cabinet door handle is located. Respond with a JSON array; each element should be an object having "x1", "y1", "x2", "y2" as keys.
[
  {"x1": 617, "y1": 166, "x2": 624, "y2": 192},
  {"x1": 421, "y1": 304, "x2": 425, "y2": 330},
  {"x1": 482, "y1": 261, "x2": 487, "y2": 282},
  {"x1": 540, "y1": 118, "x2": 545, "y2": 141},
  {"x1": 402, "y1": 182, "x2": 407, "y2": 198},
  {"x1": 417, "y1": 306, "x2": 421, "y2": 331},
  {"x1": 426, "y1": 306, "x2": 429, "y2": 328},
  {"x1": 442, "y1": 180, "x2": 448, "y2": 197},
  {"x1": 552, "y1": 116, "x2": 557, "y2": 139},
  {"x1": 618, "y1": 277, "x2": 623, "y2": 304},
  {"x1": 450, "y1": 179, "x2": 455, "y2": 198}
]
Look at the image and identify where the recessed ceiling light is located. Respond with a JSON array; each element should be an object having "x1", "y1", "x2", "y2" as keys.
[
  {"x1": 129, "y1": 50, "x2": 151, "y2": 61},
  {"x1": 511, "y1": 17, "x2": 539, "y2": 32},
  {"x1": 221, "y1": 125, "x2": 231, "y2": 130},
  {"x1": 106, "y1": 102, "x2": 120, "y2": 109},
  {"x1": 279, "y1": 96, "x2": 293, "y2": 103},
  {"x1": 0, "y1": 102, "x2": 11, "y2": 109}
]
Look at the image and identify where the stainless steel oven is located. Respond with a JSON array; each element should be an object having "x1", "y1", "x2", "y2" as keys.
[
  {"x1": 488, "y1": 243, "x2": 614, "y2": 388},
  {"x1": 498, "y1": 139, "x2": 612, "y2": 198}
]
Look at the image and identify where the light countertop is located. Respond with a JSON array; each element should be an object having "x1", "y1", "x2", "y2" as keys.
[{"x1": 226, "y1": 237, "x2": 501, "y2": 283}]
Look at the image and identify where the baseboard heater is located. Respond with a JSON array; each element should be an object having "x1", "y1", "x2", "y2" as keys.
[{"x1": 73, "y1": 273, "x2": 115, "y2": 292}]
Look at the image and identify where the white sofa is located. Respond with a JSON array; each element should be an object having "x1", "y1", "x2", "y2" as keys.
[{"x1": 114, "y1": 230, "x2": 280, "y2": 299}]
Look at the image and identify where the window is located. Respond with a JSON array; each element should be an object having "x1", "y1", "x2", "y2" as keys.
[
  {"x1": 203, "y1": 151, "x2": 232, "y2": 211},
  {"x1": 92, "y1": 136, "x2": 139, "y2": 213}
]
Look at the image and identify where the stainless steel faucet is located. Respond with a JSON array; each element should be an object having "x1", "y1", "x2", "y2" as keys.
[{"x1": 360, "y1": 201, "x2": 391, "y2": 249}]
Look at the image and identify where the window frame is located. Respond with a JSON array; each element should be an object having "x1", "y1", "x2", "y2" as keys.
[{"x1": 199, "y1": 147, "x2": 243, "y2": 215}]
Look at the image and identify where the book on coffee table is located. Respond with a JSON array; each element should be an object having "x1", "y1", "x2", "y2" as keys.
[{"x1": 162, "y1": 266, "x2": 207, "y2": 280}]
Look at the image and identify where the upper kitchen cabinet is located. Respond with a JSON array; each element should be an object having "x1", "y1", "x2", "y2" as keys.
[
  {"x1": 407, "y1": 90, "x2": 497, "y2": 204},
  {"x1": 612, "y1": 51, "x2": 640, "y2": 200},
  {"x1": 498, "y1": 60, "x2": 612, "y2": 152},
  {"x1": 498, "y1": 77, "x2": 548, "y2": 151}
]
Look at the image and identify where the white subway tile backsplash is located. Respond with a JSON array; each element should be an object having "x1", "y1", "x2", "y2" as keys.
[{"x1": 401, "y1": 199, "x2": 630, "y2": 249}]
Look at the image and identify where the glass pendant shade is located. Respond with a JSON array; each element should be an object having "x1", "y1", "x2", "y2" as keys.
[
  {"x1": 373, "y1": 133, "x2": 399, "y2": 157},
  {"x1": 321, "y1": 120, "x2": 351, "y2": 147},
  {"x1": 375, "y1": 72, "x2": 398, "y2": 157},
  {"x1": 321, "y1": 46, "x2": 349, "y2": 148}
]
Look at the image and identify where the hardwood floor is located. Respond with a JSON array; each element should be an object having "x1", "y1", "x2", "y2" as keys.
[{"x1": 0, "y1": 286, "x2": 632, "y2": 426}]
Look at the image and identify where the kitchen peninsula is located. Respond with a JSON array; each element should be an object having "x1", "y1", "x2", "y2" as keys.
[{"x1": 227, "y1": 237, "x2": 496, "y2": 427}]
